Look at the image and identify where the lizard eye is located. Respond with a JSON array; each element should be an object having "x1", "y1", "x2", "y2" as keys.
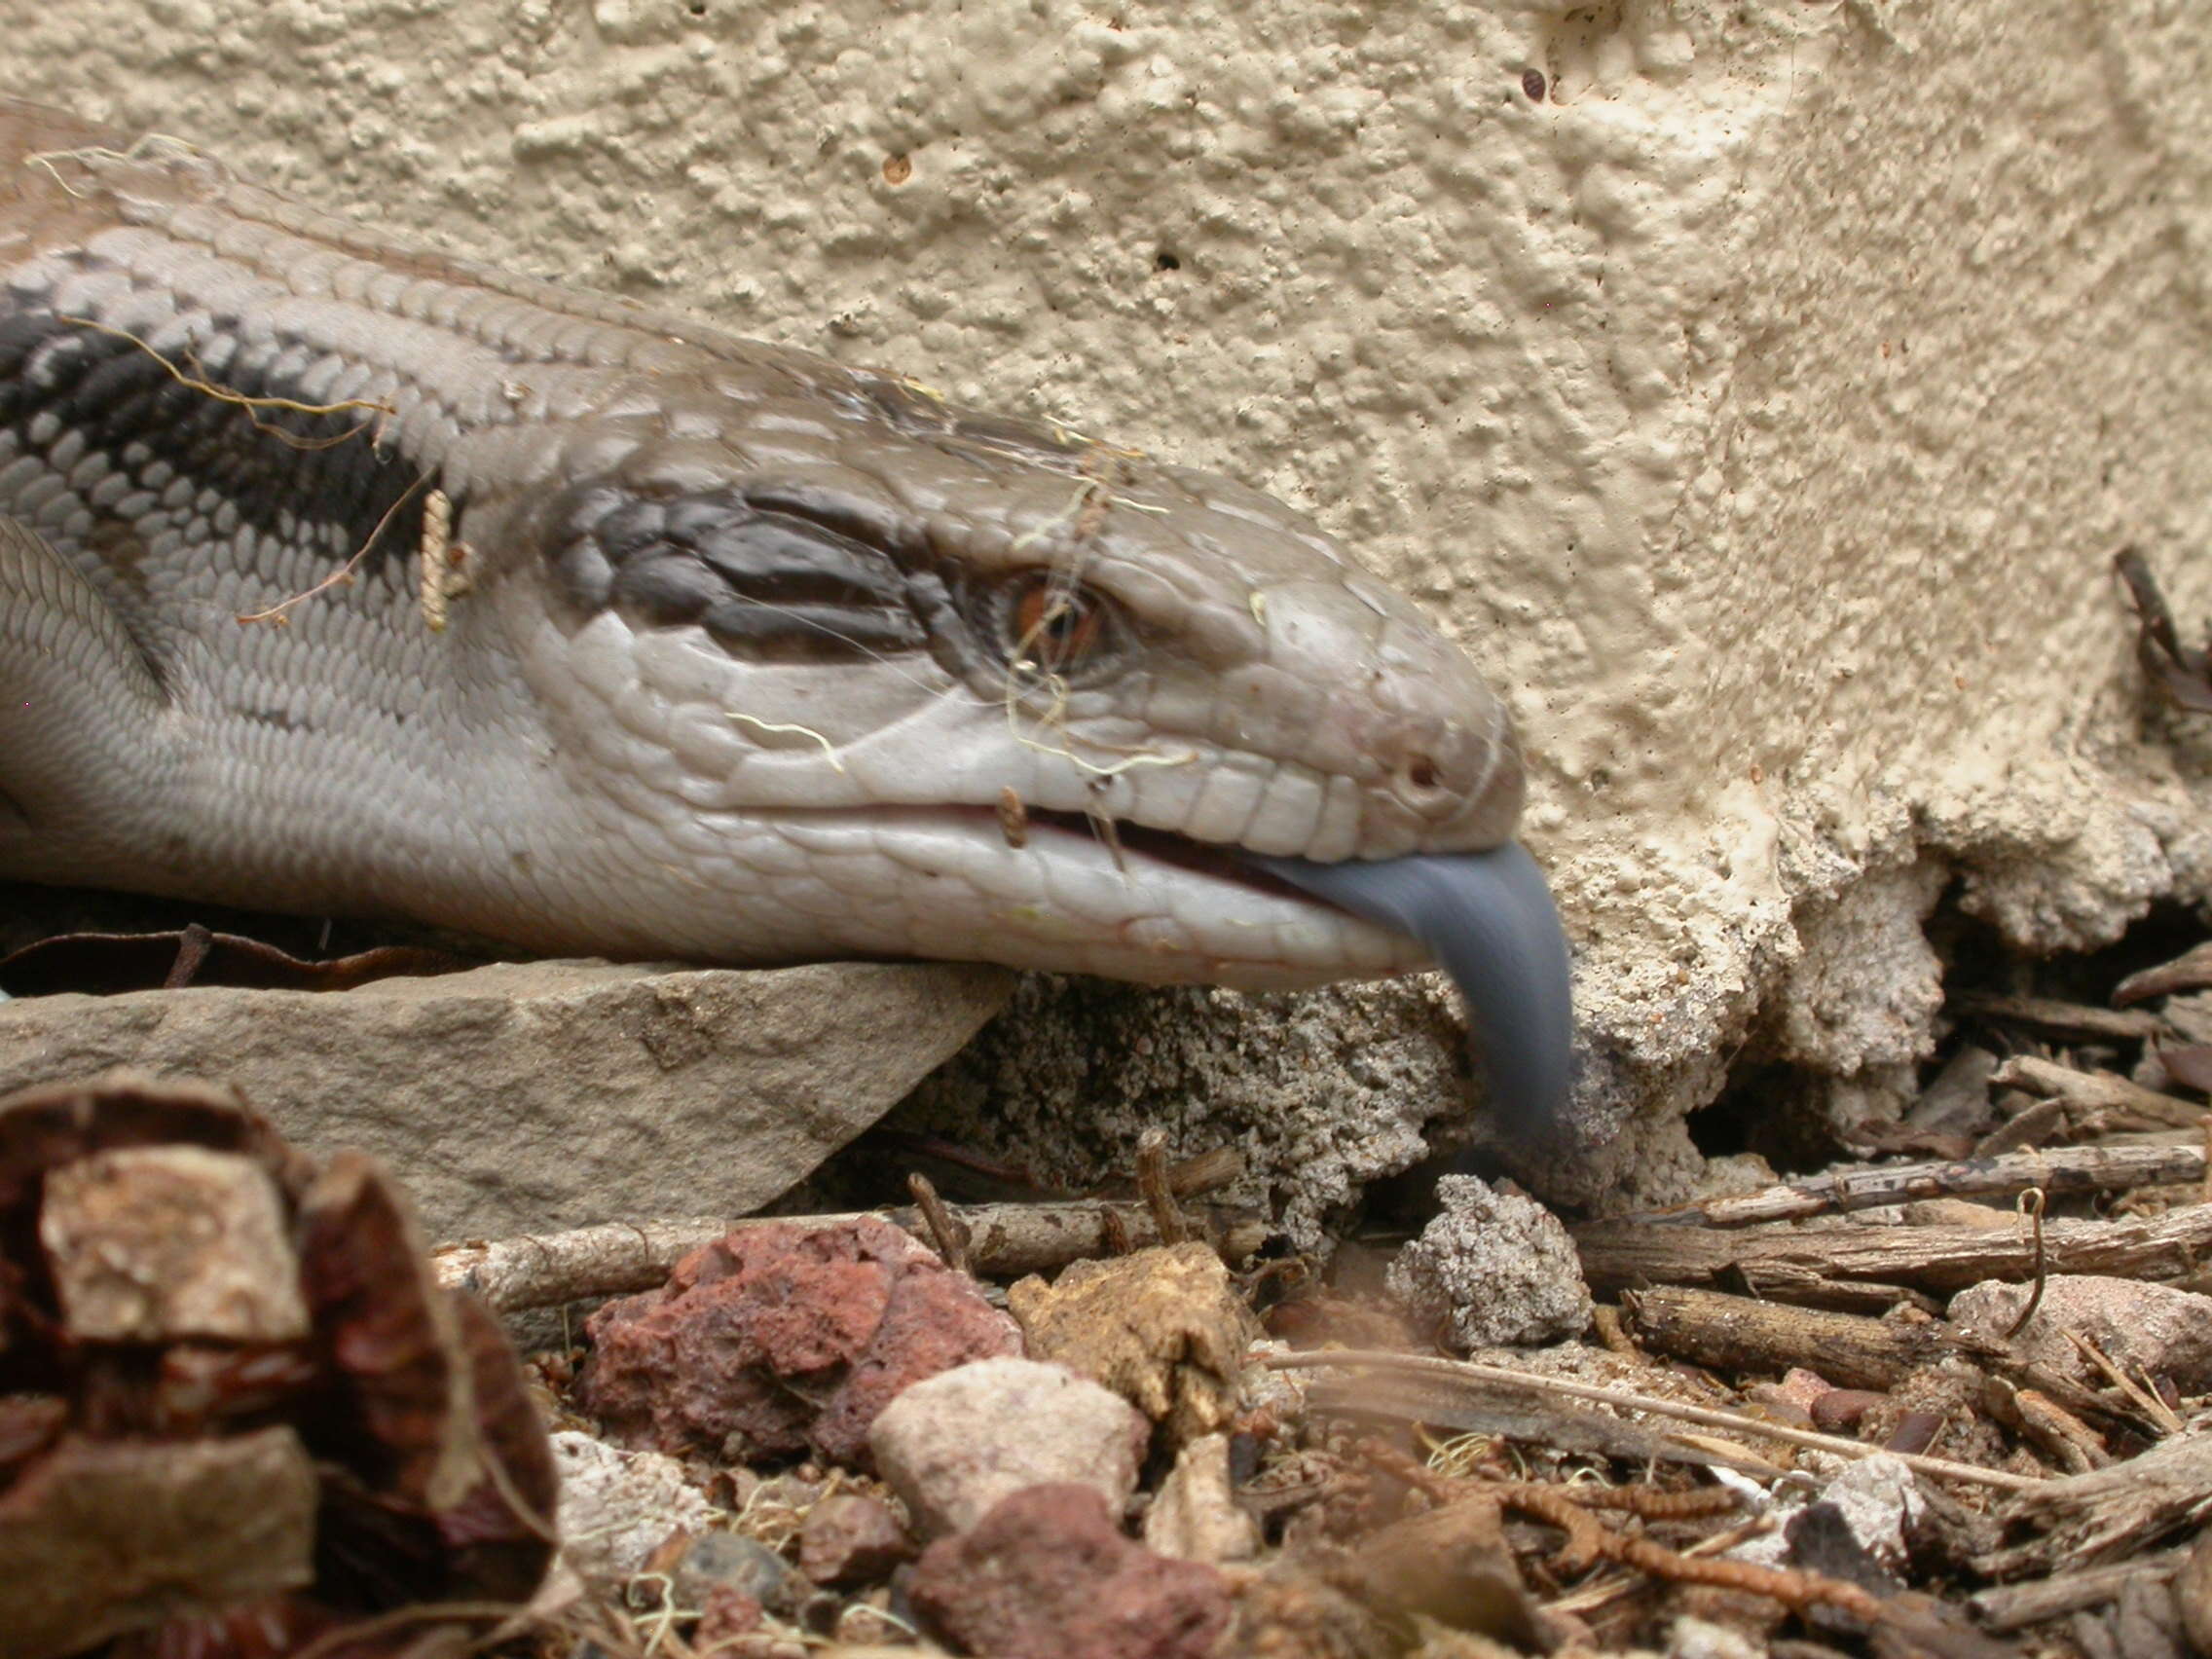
[{"x1": 1003, "y1": 571, "x2": 1113, "y2": 675}]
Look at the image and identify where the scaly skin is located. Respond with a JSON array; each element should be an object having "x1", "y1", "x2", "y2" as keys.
[{"x1": 0, "y1": 98, "x2": 1535, "y2": 1000}]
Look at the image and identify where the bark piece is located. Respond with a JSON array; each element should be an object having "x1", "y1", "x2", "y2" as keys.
[
  {"x1": 1954, "y1": 992, "x2": 2164, "y2": 1044},
  {"x1": 2177, "y1": 1529, "x2": 2212, "y2": 1657},
  {"x1": 1624, "y1": 1141, "x2": 2211, "y2": 1229},
  {"x1": 1575, "y1": 1203, "x2": 2212, "y2": 1301},
  {"x1": 1972, "y1": 1546, "x2": 2184, "y2": 1633},
  {"x1": 2117, "y1": 942, "x2": 2212, "y2": 1008},
  {"x1": 1993, "y1": 1054, "x2": 2206, "y2": 1131},
  {"x1": 1623, "y1": 1285, "x2": 1958, "y2": 1391},
  {"x1": 1988, "y1": 1426, "x2": 2212, "y2": 1575}
]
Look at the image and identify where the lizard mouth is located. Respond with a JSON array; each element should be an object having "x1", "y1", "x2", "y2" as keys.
[
  {"x1": 1014, "y1": 810, "x2": 1573, "y2": 1134},
  {"x1": 1248, "y1": 844, "x2": 1574, "y2": 1136}
]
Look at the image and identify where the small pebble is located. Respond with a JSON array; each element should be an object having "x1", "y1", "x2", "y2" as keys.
[
  {"x1": 798, "y1": 1492, "x2": 912, "y2": 1586},
  {"x1": 675, "y1": 1531, "x2": 801, "y2": 1616},
  {"x1": 868, "y1": 1356, "x2": 1148, "y2": 1538}
]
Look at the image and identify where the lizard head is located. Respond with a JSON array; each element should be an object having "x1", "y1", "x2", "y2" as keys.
[{"x1": 467, "y1": 358, "x2": 1572, "y2": 1127}]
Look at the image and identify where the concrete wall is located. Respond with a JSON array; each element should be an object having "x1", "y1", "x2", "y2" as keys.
[{"x1": 10, "y1": 0, "x2": 2208, "y2": 1213}]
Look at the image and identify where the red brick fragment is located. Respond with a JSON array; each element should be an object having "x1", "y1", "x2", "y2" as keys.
[{"x1": 579, "y1": 1217, "x2": 1019, "y2": 1466}]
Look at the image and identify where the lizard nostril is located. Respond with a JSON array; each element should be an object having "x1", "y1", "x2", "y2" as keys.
[{"x1": 1405, "y1": 755, "x2": 1442, "y2": 793}]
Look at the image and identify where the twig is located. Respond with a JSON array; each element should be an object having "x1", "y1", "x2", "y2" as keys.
[
  {"x1": 1265, "y1": 1349, "x2": 2046, "y2": 1493},
  {"x1": 1135, "y1": 1127, "x2": 1188, "y2": 1245},
  {"x1": 2117, "y1": 545, "x2": 2212, "y2": 714},
  {"x1": 1607, "y1": 1141, "x2": 2209, "y2": 1228},
  {"x1": 2065, "y1": 1332, "x2": 2186, "y2": 1437},
  {"x1": 1359, "y1": 1438, "x2": 1882, "y2": 1627},
  {"x1": 1574, "y1": 1197, "x2": 2212, "y2": 1299},
  {"x1": 2002, "y1": 1188, "x2": 2047, "y2": 1338},
  {"x1": 905, "y1": 1173, "x2": 970, "y2": 1274},
  {"x1": 1994, "y1": 1053, "x2": 2206, "y2": 1130},
  {"x1": 162, "y1": 922, "x2": 213, "y2": 990}
]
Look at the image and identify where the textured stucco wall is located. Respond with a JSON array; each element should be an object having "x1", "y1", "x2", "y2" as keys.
[{"x1": 7, "y1": 0, "x2": 2209, "y2": 1215}]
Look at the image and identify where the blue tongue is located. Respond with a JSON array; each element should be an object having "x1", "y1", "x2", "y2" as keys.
[{"x1": 1250, "y1": 842, "x2": 1573, "y2": 1135}]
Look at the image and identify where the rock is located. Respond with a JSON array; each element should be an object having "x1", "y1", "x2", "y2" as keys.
[
  {"x1": 1337, "y1": 1499, "x2": 1542, "y2": 1646},
  {"x1": 673, "y1": 1531, "x2": 802, "y2": 1616},
  {"x1": 797, "y1": 1493, "x2": 912, "y2": 1586},
  {"x1": 868, "y1": 1357, "x2": 1148, "y2": 1538},
  {"x1": 1771, "y1": 1368, "x2": 1837, "y2": 1415},
  {"x1": 1384, "y1": 1174, "x2": 1592, "y2": 1349},
  {"x1": 1144, "y1": 1432, "x2": 1260, "y2": 1566},
  {"x1": 0, "y1": 959, "x2": 1011, "y2": 1239},
  {"x1": 549, "y1": 1431, "x2": 719, "y2": 1586},
  {"x1": 578, "y1": 1216, "x2": 1019, "y2": 1467},
  {"x1": 1949, "y1": 1275, "x2": 2212, "y2": 1392},
  {"x1": 1809, "y1": 1389, "x2": 1888, "y2": 1434},
  {"x1": 1669, "y1": 1615, "x2": 1766, "y2": 1659},
  {"x1": 1792, "y1": 1455, "x2": 1922, "y2": 1575},
  {"x1": 1218, "y1": 1569, "x2": 1394, "y2": 1659},
  {"x1": 692, "y1": 1586, "x2": 765, "y2": 1647},
  {"x1": 909, "y1": 1484, "x2": 1232, "y2": 1659},
  {"x1": 1009, "y1": 1242, "x2": 1260, "y2": 1448}
]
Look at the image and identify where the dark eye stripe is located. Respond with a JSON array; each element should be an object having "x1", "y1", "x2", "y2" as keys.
[
  {"x1": 703, "y1": 598, "x2": 921, "y2": 655},
  {"x1": 548, "y1": 484, "x2": 930, "y2": 660},
  {"x1": 694, "y1": 511, "x2": 908, "y2": 609}
]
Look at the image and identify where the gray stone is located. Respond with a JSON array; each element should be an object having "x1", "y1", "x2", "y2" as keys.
[
  {"x1": 1385, "y1": 1173, "x2": 1593, "y2": 1350},
  {"x1": 0, "y1": 959, "x2": 1011, "y2": 1241},
  {"x1": 869, "y1": 1356, "x2": 1148, "y2": 1539},
  {"x1": 673, "y1": 1531, "x2": 802, "y2": 1615}
]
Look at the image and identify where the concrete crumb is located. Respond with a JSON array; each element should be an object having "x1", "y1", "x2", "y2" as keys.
[
  {"x1": 1384, "y1": 1174, "x2": 1593, "y2": 1350},
  {"x1": 550, "y1": 1431, "x2": 719, "y2": 1587}
]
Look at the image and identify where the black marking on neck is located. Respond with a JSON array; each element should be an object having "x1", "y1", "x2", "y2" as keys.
[{"x1": 0, "y1": 295, "x2": 430, "y2": 601}]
